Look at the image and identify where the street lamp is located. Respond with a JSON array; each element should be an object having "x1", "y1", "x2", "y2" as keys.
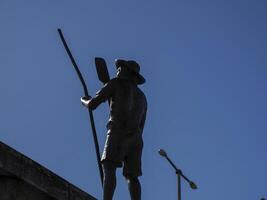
[{"x1": 158, "y1": 149, "x2": 197, "y2": 200}]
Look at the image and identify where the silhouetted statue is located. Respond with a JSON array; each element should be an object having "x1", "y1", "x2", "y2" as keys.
[{"x1": 81, "y1": 59, "x2": 147, "y2": 200}]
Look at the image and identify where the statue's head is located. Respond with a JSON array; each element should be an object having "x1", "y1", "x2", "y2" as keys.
[{"x1": 115, "y1": 59, "x2": 145, "y2": 85}]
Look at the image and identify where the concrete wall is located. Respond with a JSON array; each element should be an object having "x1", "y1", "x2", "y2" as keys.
[
  {"x1": 0, "y1": 141, "x2": 97, "y2": 200},
  {"x1": 0, "y1": 175, "x2": 55, "y2": 200}
]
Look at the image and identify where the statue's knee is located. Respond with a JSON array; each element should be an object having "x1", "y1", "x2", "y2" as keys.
[
  {"x1": 126, "y1": 176, "x2": 139, "y2": 184},
  {"x1": 103, "y1": 161, "x2": 117, "y2": 180}
]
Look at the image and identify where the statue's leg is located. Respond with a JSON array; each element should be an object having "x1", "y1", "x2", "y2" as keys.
[
  {"x1": 102, "y1": 161, "x2": 117, "y2": 200},
  {"x1": 126, "y1": 176, "x2": 141, "y2": 200},
  {"x1": 123, "y1": 136, "x2": 143, "y2": 200}
]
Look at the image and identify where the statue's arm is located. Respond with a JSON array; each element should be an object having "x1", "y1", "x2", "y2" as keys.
[{"x1": 81, "y1": 79, "x2": 116, "y2": 110}]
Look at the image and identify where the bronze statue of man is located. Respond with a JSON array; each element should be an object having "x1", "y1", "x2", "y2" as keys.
[{"x1": 81, "y1": 59, "x2": 147, "y2": 200}]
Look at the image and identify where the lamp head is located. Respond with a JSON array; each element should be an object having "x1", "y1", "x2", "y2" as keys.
[
  {"x1": 158, "y1": 149, "x2": 167, "y2": 157},
  {"x1": 189, "y1": 181, "x2": 197, "y2": 189}
]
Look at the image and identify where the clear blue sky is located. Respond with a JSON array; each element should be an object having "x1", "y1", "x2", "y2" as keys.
[{"x1": 0, "y1": 1, "x2": 266, "y2": 199}]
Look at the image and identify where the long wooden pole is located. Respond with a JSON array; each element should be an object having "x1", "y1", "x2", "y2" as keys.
[{"x1": 57, "y1": 29, "x2": 103, "y2": 186}]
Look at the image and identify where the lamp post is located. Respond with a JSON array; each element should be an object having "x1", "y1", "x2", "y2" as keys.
[{"x1": 158, "y1": 149, "x2": 197, "y2": 200}]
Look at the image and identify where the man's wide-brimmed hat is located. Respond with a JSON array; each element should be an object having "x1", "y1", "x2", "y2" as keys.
[{"x1": 115, "y1": 59, "x2": 146, "y2": 85}]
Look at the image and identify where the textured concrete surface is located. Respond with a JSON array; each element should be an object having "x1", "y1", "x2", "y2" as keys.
[
  {"x1": 0, "y1": 141, "x2": 97, "y2": 200},
  {"x1": 0, "y1": 175, "x2": 55, "y2": 200}
]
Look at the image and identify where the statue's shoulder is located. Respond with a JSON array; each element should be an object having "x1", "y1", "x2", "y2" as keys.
[
  {"x1": 137, "y1": 86, "x2": 145, "y2": 96},
  {"x1": 105, "y1": 77, "x2": 119, "y2": 86},
  {"x1": 109, "y1": 77, "x2": 120, "y2": 82},
  {"x1": 109, "y1": 77, "x2": 129, "y2": 85},
  {"x1": 136, "y1": 87, "x2": 147, "y2": 105},
  {"x1": 102, "y1": 78, "x2": 120, "y2": 91}
]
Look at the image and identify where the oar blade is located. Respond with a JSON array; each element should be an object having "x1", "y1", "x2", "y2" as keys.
[{"x1": 95, "y1": 57, "x2": 110, "y2": 84}]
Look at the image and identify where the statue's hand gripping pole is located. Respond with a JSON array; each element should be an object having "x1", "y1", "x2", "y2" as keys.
[{"x1": 57, "y1": 29, "x2": 104, "y2": 186}]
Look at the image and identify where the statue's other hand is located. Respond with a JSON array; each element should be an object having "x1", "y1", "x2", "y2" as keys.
[
  {"x1": 80, "y1": 96, "x2": 91, "y2": 107},
  {"x1": 81, "y1": 96, "x2": 91, "y2": 101}
]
